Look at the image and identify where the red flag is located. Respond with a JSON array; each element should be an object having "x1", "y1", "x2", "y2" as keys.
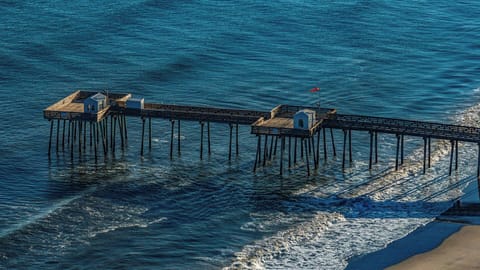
[{"x1": 310, "y1": 87, "x2": 320, "y2": 93}]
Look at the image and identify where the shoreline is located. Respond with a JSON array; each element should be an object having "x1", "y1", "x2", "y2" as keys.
[
  {"x1": 386, "y1": 225, "x2": 480, "y2": 270},
  {"x1": 347, "y1": 180, "x2": 480, "y2": 270}
]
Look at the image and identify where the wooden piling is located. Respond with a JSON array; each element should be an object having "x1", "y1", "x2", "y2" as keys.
[
  {"x1": 200, "y1": 122, "x2": 204, "y2": 160},
  {"x1": 304, "y1": 138, "x2": 310, "y2": 176},
  {"x1": 274, "y1": 136, "x2": 278, "y2": 157},
  {"x1": 369, "y1": 131, "x2": 373, "y2": 170},
  {"x1": 323, "y1": 128, "x2": 327, "y2": 160},
  {"x1": 236, "y1": 123, "x2": 239, "y2": 156},
  {"x1": 67, "y1": 120, "x2": 71, "y2": 146},
  {"x1": 423, "y1": 137, "x2": 427, "y2": 174},
  {"x1": 294, "y1": 137, "x2": 297, "y2": 164},
  {"x1": 374, "y1": 131, "x2": 378, "y2": 164},
  {"x1": 56, "y1": 119, "x2": 60, "y2": 153},
  {"x1": 93, "y1": 122, "x2": 98, "y2": 160},
  {"x1": 62, "y1": 120, "x2": 66, "y2": 151},
  {"x1": 280, "y1": 136, "x2": 285, "y2": 175},
  {"x1": 269, "y1": 135, "x2": 274, "y2": 160},
  {"x1": 348, "y1": 129, "x2": 352, "y2": 163},
  {"x1": 229, "y1": 123, "x2": 233, "y2": 161},
  {"x1": 400, "y1": 134, "x2": 404, "y2": 165},
  {"x1": 342, "y1": 129, "x2": 347, "y2": 169},
  {"x1": 263, "y1": 135, "x2": 268, "y2": 167},
  {"x1": 311, "y1": 136, "x2": 317, "y2": 169},
  {"x1": 48, "y1": 120, "x2": 53, "y2": 156},
  {"x1": 330, "y1": 128, "x2": 336, "y2": 156},
  {"x1": 316, "y1": 130, "x2": 320, "y2": 166},
  {"x1": 395, "y1": 134, "x2": 400, "y2": 171},
  {"x1": 288, "y1": 136, "x2": 292, "y2": 168},
  {"x1": 177, "y1": 120, "x2": 181, "y2": 155},
  {"x1": 455, "y1": 140, "x2": 459, "y2": 171},
  {"x1": 449, "y1": 140, "x2": 454, "y2": 176},
  {"x1": 141, "y1": 117, "x2": 145, "y2": 156},
  {"x1": 208, "y1": 122, "x2": 211, "y2": 155},
  {"x1": 78, "y1": 121, "x2": 82, "y2": 155},
  {"x1": 148, "y1": 116, "x2": 152, "y2": 150},
  {"x1": 112, "y1": 116, "x2": 117, "y2": 154},
  {"x1": 428, "y1": 137, "x2": 431, "y2": 168},
  {"x1": 253, "y1": 135, "x2": 261, "y2": 172},
  {"x1": 170, "y1": 120, "x2": 174, "y2": 159}
]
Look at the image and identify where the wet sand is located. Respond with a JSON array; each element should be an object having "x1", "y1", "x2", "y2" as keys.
[{"x1": 387, "y1": 225, "x2": 480, "y2": 270}]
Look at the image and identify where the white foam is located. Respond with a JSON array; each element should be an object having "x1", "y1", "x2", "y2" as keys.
[{"x1": 227, "y1": 101, "x2": 480, "y2": 269}]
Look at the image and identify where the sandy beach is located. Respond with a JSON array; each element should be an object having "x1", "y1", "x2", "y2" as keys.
[{"x1": 387, "y1": 225, "x2": 480, "y2": 270}]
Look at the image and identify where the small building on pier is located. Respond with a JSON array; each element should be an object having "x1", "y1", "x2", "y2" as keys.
[
  {"x1": 294, "y1": 109, "x2": 316, "y2": 129},
  {"x1": 126, "y1": 96, "x2": 144, "y2": 110},
  {"x1": 84, "y1": 93, "x2": 107, "y2": 113}
]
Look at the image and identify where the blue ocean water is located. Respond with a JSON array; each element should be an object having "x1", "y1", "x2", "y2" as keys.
[{"x1": 1, "y1": 1, "x2": 480, "y2": 269}]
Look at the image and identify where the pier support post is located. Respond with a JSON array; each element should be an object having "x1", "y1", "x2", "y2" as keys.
[
  {"x1": 263, "y1": 135, "x2": 268, "y2": 167},
  {"x1": 119, "y1": 115, "x2": 124, "y2": 149},
  {"x1": 342, "y1": 129, "x2": 347, "y2": 169},
  {"x1": 110, "y1": 116, "x2": 113, "y2": 150},
  {"x1": 140, "y1": 117, "x2": 145, "y2": 156},
  {"x1": 300, "y1": 136, "x2": 304, "y2": 159},
  {"x1": 112, "y1": 116, "x2": 117, "y2": 154},
  {"x1": 269, "y1": 135, "x2": 274, "y2": 161},
  {"x1": 477, "y1": 143, "x2": 480, "y2": 177},
  {"x1": 294, "y1": 137, "x2": 297, "y2": 164},
  {"x1": 208, "y1": 122, "x2": 211, "y2": 155},
  {"x1": 200, "y1": 122, "x2": 204, "y2": 160},
  {"x1": 280, "y1": 136, "x2": 285, "y2": 175},
  {"x1": 428, "y1": 137, "x2": 431, "y2": 168},
  {"x1": 100, "y1": 120, "x2": 107, "y2": 155},
  {"x1": 148, "y1": 117, "x2": 152, "y2": 151},
  {"x1": 229, "y1": 123, "x2": 233, "y2": 161},
  {"x1": 83, "y1": 120, "x2": 87, "y2": 152},
  {"x1": 449, "y1": 140, "x2": 455, "y2": 176},
  {"x1": 274, "y1": 137, "x2": 278, "y2": 157},
  {"x1": 400, "y1": 135, "x2": 404, "y2": 165},
  {"x1": 236, "y1": 123, "x2": 239, "y2": 156},
  {"x1": 348, "y1": 129, "x2": 353, "y2": 163},
  {"x1": 56, "y1": 119, "x2": 60, "y2": 153},
  {"x1": 323, "y1": 128, "x2": 327, "y2": 160},
  {"x1": 48, "y1": 120, "x2": 53, "y2": 156},
  {"x1": 423, "y1": 137, "x2": 427, "y2": 174},
  {"x1": 62, "y1": 120, "x2": 66, "y2": 151},
  {"x1": 89, "y1": 121, "x2": 93, "y2": 149},
  {"x1": 330, "y1": 128, "x2": 336, "y2": 157},
  {"x1": 93, "y1": 122, "x2": 98, "y2": 160},
  {"x1": 78, "y1": 121, "x2": 83, "y2": 155},
  {"x1": 304, "y1": 138, "x2": 310, "y2": 176},
  {"x1": 253, "y1": 135, "x2": 261, "y2": 172},
  {"x1": 369, "y1": 131, "x2": 374, "y2": 170},
  {"x1": 311, "y1": 135, "x2": 317, "y2": 169},
  {"x1": 395, "y1": 134, "x2": 400, "y2": 171},
  {"x1": 70, "y1": 121, "x2": 75, "y2": 157},
  {"x1": 123, "y1": 114, "x2": 128, "y2": 143},
  {"x1": 316, "y1": 130, "x2": 320, "y2": 166},
  {"x1": 288, "y1": 136, "x2": 292, "y2": 168},
  {"x1": 67, "y1": 120, "x2": 71, "y2": 146},
  {"x1": 178, "y1": 120, "x2": 181, "y2": 155},
  {"x1": 170, "y1": 120, "x2": 174, "y2": 159},
  {"x1": 455, "y1": 140, "x2": 459, "y2": 171}
]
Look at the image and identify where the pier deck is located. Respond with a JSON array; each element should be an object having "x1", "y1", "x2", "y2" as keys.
[{"x1": 44, "y1": 90, "x2": 480, "y2": 179}]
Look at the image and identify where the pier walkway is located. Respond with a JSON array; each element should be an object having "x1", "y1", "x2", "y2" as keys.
[{"x1": 44, "y1": 90, "x2": 480, "y2": 181}]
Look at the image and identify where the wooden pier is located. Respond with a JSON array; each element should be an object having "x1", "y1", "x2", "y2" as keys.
[{"x1": 44, "y1": 90, "x2": 480, "y2": 182}]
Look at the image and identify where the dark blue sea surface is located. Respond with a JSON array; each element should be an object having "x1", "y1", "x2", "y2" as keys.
[{"x1": 1, "y1": 1, "x2": 480, "y2": 269}]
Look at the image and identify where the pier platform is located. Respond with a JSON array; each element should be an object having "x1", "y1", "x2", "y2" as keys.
[{"x1": 44, "y1": 90, "x2": 480, "y2": 179}]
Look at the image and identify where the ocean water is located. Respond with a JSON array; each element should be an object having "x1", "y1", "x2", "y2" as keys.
[{"x1": 1, "y1": 1, "x2": 480, "y2": 269}]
